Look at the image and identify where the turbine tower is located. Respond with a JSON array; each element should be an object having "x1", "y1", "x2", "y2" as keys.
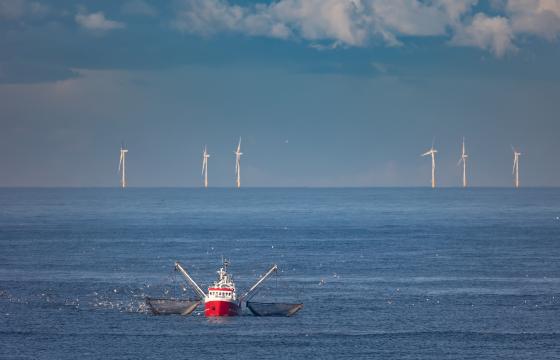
[
  {"x1": 458, "y1": 137, "x2": 468, "y2": 188},
  {"x1": 202, "y1": 146, "x2": 210, "y2": 188},
  {"x1": 512, "y1": 146, "x2": 521, "y2": 188},
  {"x1": 118, "y1": 144, "x2": 128, "y2": 188},
  {"x1": 421, "y1": 141, "x2": 438, "y2": 188},
  {"x1": 234, "y1": 137, "x2": 243, "y2": 188}
]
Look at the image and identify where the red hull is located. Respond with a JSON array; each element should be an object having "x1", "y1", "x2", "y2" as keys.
[{"x1": 204, "y1": 300, "x2": 240, "y2": 317}]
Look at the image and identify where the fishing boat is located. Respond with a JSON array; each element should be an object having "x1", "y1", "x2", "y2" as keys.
[
  {"x1": 203, "y1": 260, "x2": 241, "y2": 316},
  {"x1": 174, "y1": 259, "x2": 300, "y2": 317}
]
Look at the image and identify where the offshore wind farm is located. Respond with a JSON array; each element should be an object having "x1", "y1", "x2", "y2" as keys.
[{"x1": 117, "y1": 137, "x2": 526, "y2": 188}]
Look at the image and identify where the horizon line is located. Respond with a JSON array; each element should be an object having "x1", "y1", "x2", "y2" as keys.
[{"x1": 1, "y1": 186, "x2": 559, "y2": 189}]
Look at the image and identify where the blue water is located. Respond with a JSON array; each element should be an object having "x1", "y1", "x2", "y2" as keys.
[{"x1": 1, "y1": 188, "x2": 560, "y2": 359}]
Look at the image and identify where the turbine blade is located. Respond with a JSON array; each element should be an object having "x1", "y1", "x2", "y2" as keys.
[{"x1": 118, "y1": 152, "x2": 123, "y2": 172}]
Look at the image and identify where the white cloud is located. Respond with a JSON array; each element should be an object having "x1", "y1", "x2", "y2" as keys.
[
  {"x1": 451, "y1": 13, "x2": 516, "y2": 57},
  {"x1": 269, "y1": 0, "x2": 368, "y2": 45},
  {"x1": 309, "y1": 41, "x2": 344, "y2": 50},
  {"x1": 506, "y1": 0, "x2": 560, "y2": 39},
  {"x1": 173, "y1": 0, "x2": 476, "y2": 47},
  {"x1": 172, "y1": 0, "x2": 560, "y2": 57},
  {"x1": 368, "y1": 0, "x2": 447, "y2": 37},
  {"x1": 75, "y1": 11, "x2": 125, "y2": 31},
  {"x1": 436, "y1": 0, "x2": 479, "y2": 21},
  {"x1": 172, "y1": 0, "x2": 291, "y2": 39}
]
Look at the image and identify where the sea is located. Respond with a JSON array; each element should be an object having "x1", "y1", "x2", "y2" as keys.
[{"x1": 1, "y1": 188, "x2": 559, "y2": 359}]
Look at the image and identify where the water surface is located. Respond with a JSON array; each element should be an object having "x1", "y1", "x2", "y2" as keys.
[{"x1": 1, "y1": 188, "x2": 559, "y2": 359}]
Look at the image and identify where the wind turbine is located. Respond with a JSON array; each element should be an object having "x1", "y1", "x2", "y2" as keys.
[
  {"x1": 458, "y1": 137, "x2": 468, "y2": 188},
  {"x1": 421, "y1": 140, "x2": 437, "y2": 188},
  {"x1": 118, "y1": 144, "x2": 128, "y2": 188},
  {"x1": 202, "y1": 146, "x2": 210, "y2": 188},
  {"x1": 234, "y1": 137, "x2": 243, "y2": 188},
  {"x1": 512, "y1": 146, "x2": 521, "y2": 188}
]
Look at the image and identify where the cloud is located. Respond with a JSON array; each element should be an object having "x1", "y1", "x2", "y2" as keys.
[
  {"x1": 367, "y1": 0, "x2": 467, "y2": 37},
  {"x1": 172, "y1": 0, "x2": 474, "y2": 46},
  {"x1": 172, "y1": 0, "x2": 560, "y2": 57},
  {"x1": 506, "y1": 0, "x2": 560, "y2": 39},
  {"x1": 309, "y1": 41, "x2": 344, "y2": 50},
  {"x1": 75, "y1": 11, "x2": 125, "y2": 31},
  {"x1": 267, "y1": 0, "x2": 369, "y2": 45},
  {"x1": 451, "y1": 13, "x2": 516, "y2": 57},
  {"x1": 171, "y1": 0, "x2": 479, "y2": 49},
  {"x1": 172, "y1": 0, "x2": 292, "y2": 39}
]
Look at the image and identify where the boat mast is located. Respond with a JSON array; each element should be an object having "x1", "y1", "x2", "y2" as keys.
[
  {"x1": 239, "y1": 264, "x2": 278, "y2": 302},
  {"x1": 175, "y1": 261, "x2": 207, "y2": 300}
]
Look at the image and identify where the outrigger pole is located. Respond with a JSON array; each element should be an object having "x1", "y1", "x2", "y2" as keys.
[
  {"x1": 239, "y1": 264, "x2": 278, "y2": 302},
  {"x1": 175, "y1": 262, "x2": 207, "y2": 300}
]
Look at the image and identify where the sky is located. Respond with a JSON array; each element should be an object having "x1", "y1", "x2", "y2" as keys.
[{"x1": 1, "y1": 0, "x2": 560, "y2": 187}]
